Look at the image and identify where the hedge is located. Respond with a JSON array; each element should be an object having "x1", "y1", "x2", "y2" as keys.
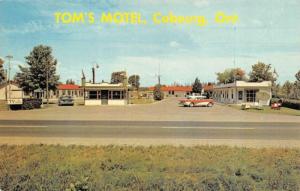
[
  {"x1": 282, "y1": 99, "x2": 300, "y2": 110},
  {"x1": 22, "y1": 98, "x2": 42, "y2": 110}
]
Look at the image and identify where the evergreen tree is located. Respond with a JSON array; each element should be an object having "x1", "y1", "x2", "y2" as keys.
[{"x1": 192, "y1": 78, "x2": 202, "y2": 93}]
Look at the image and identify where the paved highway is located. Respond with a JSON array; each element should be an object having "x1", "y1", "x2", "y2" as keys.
[{"x1": 0, "y1": 120, "x2": 299, "y2": 140}]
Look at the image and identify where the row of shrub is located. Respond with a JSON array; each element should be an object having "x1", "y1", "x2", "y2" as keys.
[
  {"x1": 270, "y1": 98, "x2": 300, "y2": 110},
  {"x1": 22, "y1": 98, "x2": 42, "y2": 110},
  {"x1": 282, "y1": 99, "x2": 300, "y2": 110}
]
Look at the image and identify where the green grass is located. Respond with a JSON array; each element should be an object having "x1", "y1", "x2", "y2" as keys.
[
  {"x1": 0, "y1": 145, "x2": 299, "y2": 190},
  {"x1": 228, "y1": 104, "x2": 300, "y2": 116}
]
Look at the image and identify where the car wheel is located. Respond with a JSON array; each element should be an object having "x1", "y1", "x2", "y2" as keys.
[{"x1": 207, "y1": 102, "x2": 213, "y2": 107}]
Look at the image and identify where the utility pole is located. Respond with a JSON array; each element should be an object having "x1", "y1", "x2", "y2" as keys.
[
  {"x1": 46, "y1": 65, "x2": 49, "y2": 105},
  {"x1": 92, "y1": 62, "x2": 99, "y2": 84},
  {"x1": 5, "y1": 55, "x2": 13, "y2": 101},
  {"x1": 155, "y1": 62, "x2": 161, "y2": 85},
  {"x1": 4, "y1": 69, "x2": 8, "y2": 102},
  {"x1": 233, "y1": 26, "x2": 238, "y2": 104}
]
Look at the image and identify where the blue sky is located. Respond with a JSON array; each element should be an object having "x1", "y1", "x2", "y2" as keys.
[{"x1": 0, "y1": 0, "x2": 299, "y2": 86}]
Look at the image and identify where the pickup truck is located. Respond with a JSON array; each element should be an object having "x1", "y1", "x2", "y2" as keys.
[{"x1": 179, "y1": 97, "x2": 214, "y2": 107}]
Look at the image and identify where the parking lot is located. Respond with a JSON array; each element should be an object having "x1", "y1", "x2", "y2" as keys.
[{"x1": 0, "y1": 98, "x2": 299, "y2": 122}]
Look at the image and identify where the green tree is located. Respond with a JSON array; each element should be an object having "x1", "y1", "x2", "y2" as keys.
[
  {"x1": 0, "y1": 58, "x2": 5, "y2": 84},
  {"x1": 295, "y1": 70, "x2": 300, "y2": 82},
  {"x1": 66, "y1": 79, "x2": 75, "y2": 85},
  {"x1": 153, "y1": 84, "x2": 164, "y2": 101},
  {"x1": 192, "y1": 78, "x2": 202, "y2": 93},
  {"x1": 15, "y1": 45, "x2": 59, "y2": 93},
  {"x1": 272, "y1": 83, "x2": 281, "y2": 98},
  {"x1": 293, "y1": 70, "x2": 300, "y2": 99},
  {"x1": 281, "y1": 81, "x2": 293, "y2": 99},
  {"x1": 216, "y1": 68, "x2": 246, "y2": 84},
  {"x1": 249, "y1": 62, "x2": 277, "y2": 82},
  {"x1": 111, "y1": 71, "x2": 127, "y2": 84},
  {"x1": 128, "y1": 75, "x2": 140, "y2": 90}
]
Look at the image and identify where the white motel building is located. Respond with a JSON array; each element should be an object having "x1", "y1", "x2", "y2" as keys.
[
  {"x1": 213, "y1": 81, "x2": 272, "y2": 106},
  {"x1": 83, "y1": 82, "x2": 129, "y2": 106}
]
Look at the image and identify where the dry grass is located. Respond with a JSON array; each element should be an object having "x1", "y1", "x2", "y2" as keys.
[{"x1": 0, "y1": 145, "x2": 299, "y2": 190}]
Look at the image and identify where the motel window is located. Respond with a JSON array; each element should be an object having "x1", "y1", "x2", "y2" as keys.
[
  {"x1": 112, "y1": 91, "x2": 123, "y2": 100},
  {"x1": 238, "y1": 91, "x2": 243, "y2": 100},
  {"x1": 89, "y1": 91, "x2": 98, "y2": 99},
  {"x1": 246, "y1": 90, "x2": 257, "y2": 102}
]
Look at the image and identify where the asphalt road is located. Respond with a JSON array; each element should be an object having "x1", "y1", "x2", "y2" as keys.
[{"x1": 1, "y1": 120, "x2": 300, "y2": 140}]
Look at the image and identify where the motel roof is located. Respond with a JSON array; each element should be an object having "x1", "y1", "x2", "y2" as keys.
[
  {"x1": 213, "y1": 81, "x2": 272, "y2": 89},
  {"x1": 57, "y1": 84, "x2": 81, "y2": 90},
  {"x1": 83, "y1": 82, "x2": 130, "y2": 90}
]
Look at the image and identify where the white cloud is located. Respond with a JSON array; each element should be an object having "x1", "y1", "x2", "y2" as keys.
[
  {"x1": 169, "y1": 41, "x2": 180, "y2": 48},
  {"x1": 193, "y1": 0, "x2": 210, "y2": 7},
  {"x1": 251, "y1": 19, "x2": 264, "y2": 27},
  {"x1": 0, "y1": 21, "x2": 60, "y2": 34}
]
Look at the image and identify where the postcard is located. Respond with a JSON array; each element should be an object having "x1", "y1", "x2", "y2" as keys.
[{"x1": 0, "y1": 0, "x2": 299, "y2": 190}]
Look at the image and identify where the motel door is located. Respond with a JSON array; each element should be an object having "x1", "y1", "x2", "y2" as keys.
[{"x1": 101, "y1": 90, "x2": 108, "y2": 105}]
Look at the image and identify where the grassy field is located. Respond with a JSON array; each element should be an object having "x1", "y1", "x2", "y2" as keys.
[
  {"x1": 228, "y1": 104, "x2": 300, "y2": 116},
  {"x1": 0, "y1": 145, "x2": 299, "y2": 191}
]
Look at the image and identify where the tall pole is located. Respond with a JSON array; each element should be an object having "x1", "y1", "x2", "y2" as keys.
[
  {"x1": 92, "y1": 62, "x2": 99, "y2": 84},
  {"x1": 4, "y1": 69, "x2": 8, "y2": 102},
  {"x1": 46, "y1": 67, "x2": 49, "y2": 105},
  {"x1": 233, "y1": 26, "x2": 238, "y2": 104},
  {"x1": 158, "y1": 62, "x2": 161, "y2": 85},
  {"x1": 5, "y1": 55, "x2": 13, "y2": 100}
]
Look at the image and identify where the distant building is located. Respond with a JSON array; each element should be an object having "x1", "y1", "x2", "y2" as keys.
[
  {"x1": 56, "y1": 84, "x2": 83, "y2": 98},
  {"x1": 148, "y1": 85, "x2": 213, "y2": 97},
  {"x1": 0, "y1": 82, "x2": 22, "y2": 100},
  {"x1": 0, "y1": 83, "x2": 24, "y2": 110},
  {"x1": 83, "y1": 82, "x2": 129, "y2": 105},
  {"x1": 213, "y1": 81, "x2": 272, "y2": 105}
]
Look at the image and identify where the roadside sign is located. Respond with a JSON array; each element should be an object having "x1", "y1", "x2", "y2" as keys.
[{"x1": 7, "y1": 99, "x2": 23, "y2": 105}]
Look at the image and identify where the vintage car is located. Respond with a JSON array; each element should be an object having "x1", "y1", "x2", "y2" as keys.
[
  {"x1": 58, "y1": 96, "x2": 74, "y2": 106},
  {"x1": 179, "y1": 97, "x2": 214, "y2": 107}
]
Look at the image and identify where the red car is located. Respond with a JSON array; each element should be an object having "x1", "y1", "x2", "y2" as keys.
[{"x1": 179, "y1": 96, "x2": 214, "y2": 107}]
